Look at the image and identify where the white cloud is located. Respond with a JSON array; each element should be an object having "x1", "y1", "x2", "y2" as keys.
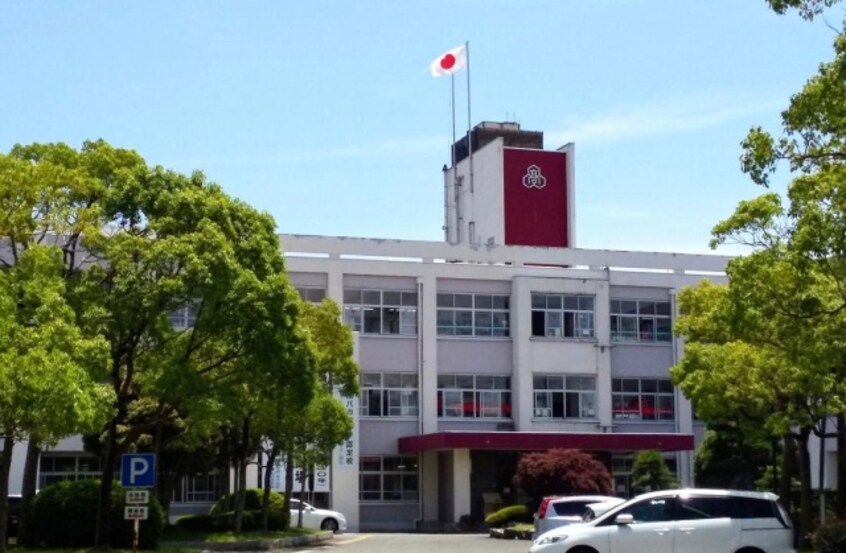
[{"x1": 546, "y1": 92, "x2": 783, "y2": 146}]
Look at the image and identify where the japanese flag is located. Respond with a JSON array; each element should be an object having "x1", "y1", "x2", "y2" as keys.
[{"x1": 430, "y1": 44, "x2": 467, "y2": 77}]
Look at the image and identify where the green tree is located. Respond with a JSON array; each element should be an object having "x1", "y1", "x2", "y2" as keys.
[
  {"x1": 631, "y1": 450, "x2": 678, "y2": 494},
  {"x1": 259, "y1": 298, "x2": 358, "y2": 529},
  {"x1": 694, "y1": 426, "x2": 773, "y2": 490},
  {"x1": 0, "y1": 246, "x2": 112, "y2": 552},
  {"x1": 1, "y1": 140, "x2": 314, "y2": 545}
]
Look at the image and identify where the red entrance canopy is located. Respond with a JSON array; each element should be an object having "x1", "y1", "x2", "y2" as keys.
[{"x1": 398, "y1": 431, "x2": 694, "y2": 454}]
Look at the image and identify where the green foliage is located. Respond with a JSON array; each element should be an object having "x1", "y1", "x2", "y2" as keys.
[
  {"x1": 484, "y1": 505, "x2": 531, "y2": 528},
  {"x1": 694, "y1": 427, "x2": 773, "y2": 489},
  {"x1": 31, "y1": 479, "x2": 165, "y2": 549},
  {"x1": 631, "y1": 450, "x2": 679, "y2": 493},
  {"x1": 812, "y1": 519, "x2": 846, "y2": 553},
  {"x1": 210, "y1": 488, "x2": 285, "y2": 515},
  {"x1": 512, "y1": 449, "x2": 613, "y2": 507},
  {"x1": 175, "y1": 510, "x2": 288, "y2": 532},
  {"x1": 765, "y1": 0, "x2": 840, "y2": 20}
]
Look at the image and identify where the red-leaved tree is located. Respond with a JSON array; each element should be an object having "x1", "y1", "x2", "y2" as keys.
[{"x1": 513, "y1": 449, "x2": 613, "y2": 507}]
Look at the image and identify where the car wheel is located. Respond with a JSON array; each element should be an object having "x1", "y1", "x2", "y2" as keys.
[{"x1": 321, "y1": 518, "x2": 339, "y2": 532}]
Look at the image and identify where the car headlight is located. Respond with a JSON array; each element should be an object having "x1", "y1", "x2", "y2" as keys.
[{"x1": 535, "y1": 534, "x2": 568, "y2": 546}]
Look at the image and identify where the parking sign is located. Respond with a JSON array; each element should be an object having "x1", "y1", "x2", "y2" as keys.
[{"x1": 121, "y1": 453, "x2": 156, "y2": 488}]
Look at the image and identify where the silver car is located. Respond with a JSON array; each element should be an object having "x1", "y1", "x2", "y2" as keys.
[{"x1": 534, "y1": 495, "x2": 621, "y2": 537}]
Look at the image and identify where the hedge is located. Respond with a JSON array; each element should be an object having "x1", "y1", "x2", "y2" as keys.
[
  {"x1": 31, "y1": 478, "x2": 165, "y2": 549},
  {"x1": 176, "y1": 488, "x2": 288, "y2": 531},
  {"x1": 484, "y1": 504, "x2": 532, "y2": 528}
]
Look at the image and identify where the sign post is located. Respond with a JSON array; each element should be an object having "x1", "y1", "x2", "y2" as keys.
[{"x1": 122, "y1": 454, "x2": 156, "y2": 553}]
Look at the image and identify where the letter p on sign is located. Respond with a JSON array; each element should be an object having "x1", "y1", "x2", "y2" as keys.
[{"x1": 121, "y1": 453, "x2": 156, "y2": 488}]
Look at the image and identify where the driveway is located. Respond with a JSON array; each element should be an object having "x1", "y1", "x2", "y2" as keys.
[{"x1": 292, "y1": 533, "x2": 528, "y2": 553}]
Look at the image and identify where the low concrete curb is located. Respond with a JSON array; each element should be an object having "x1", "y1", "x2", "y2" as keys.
[{"x1": 162, "y1": 530, "x2": 334, "y2": 551}]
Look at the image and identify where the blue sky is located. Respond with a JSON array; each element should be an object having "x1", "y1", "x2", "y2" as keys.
[{"x1": 0, "y1": 1, "x2": 839, "y2": 253}]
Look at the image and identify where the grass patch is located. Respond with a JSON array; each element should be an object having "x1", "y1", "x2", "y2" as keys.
[{"x1": 510, "y1": 523, "x2": 534, "y2": 532}]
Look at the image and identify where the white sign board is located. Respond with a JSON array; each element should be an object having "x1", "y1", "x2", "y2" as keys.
[
  {"x1": 269, "y1": 462, "x2": 330, "y2": 493},
  {"x1": 334, "y1": 392, "x2": 358, "y2": 469},
  {"x1": 124, "y1": 506, "x2": 148, "y2": 520},
  {"x1": 126, "y1": 490, "x2": 149, "y2": 505}
]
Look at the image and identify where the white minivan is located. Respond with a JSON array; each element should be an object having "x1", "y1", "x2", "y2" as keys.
[{"x1": 530, "y1": 489, "x2": 795, "y2": 553}]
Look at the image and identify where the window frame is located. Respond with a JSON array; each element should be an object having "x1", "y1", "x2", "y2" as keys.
[
  {"x1": 359, "y1": 455, "x2": 419, "y2": 502},
  {"x1": 343, "y1": 289, "x2": 418, "y2": 336},
  {"x1": 360, "y1": 372, "x2": 419, "y2": 418},
  {"x1": 532, "y1": 375, "x2": 598, "y2": 419},
  {"x1": 436, "y1": 374, "x2": 511, "y2": 419},
  {"x1": 436, "y1": 292, "x2": 510, "y2": 337},
  {"x1": 530, "y1": 293, "x2": 595, "y2": 339},
  {"x1": 610, "y1": 299, "x2": 672, "y2": 343},
  {"x1": 611, "y1": 378, "x2": 675, "y2": 421}
]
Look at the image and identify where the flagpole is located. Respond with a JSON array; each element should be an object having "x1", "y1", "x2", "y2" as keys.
[
  {"x1": 465, "y1": 40, "x2": 474, "y2": 196},
  {"x1": 451, "y1": 72, "x2": 459, "y2": 244}
]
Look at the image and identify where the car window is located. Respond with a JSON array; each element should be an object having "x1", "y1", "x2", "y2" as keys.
[
  {"x1": 676, "y1": 496, "x2": 733, "y2": 520},
  {"x1": 552, "y1": 501, "x2": 590, "y2": 516},
  {"x1": 609, "y1": 498, "x2": 674, "y2": 524}
]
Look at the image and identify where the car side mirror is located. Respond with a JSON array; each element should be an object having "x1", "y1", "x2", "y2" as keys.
[{"x1": 615, "y1": 514, "x2": 634, "y2": 525}]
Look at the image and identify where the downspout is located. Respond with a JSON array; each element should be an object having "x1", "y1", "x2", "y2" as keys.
[
  {"x1": 416, "y1": 277, "x2": 425, "y2": 528},
  {"x1": 669, "y1": 289, "x2": 686, "y2": 485}
]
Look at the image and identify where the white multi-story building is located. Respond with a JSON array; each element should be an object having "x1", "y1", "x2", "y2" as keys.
[{"x1": 6, "y1": 121, "x2": 732, "y2": 532}]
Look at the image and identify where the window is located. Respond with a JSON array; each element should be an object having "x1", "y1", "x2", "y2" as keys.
[
  {"x1": 359, "y1": 456, "x2": 418, "y2": 501},
  {"x1": 343, "y1": 289, "x2": 418, "y2": 335},
  {"x1": 172, "y1": 473, "x2": 219, "y2": 503},
  {"x1": 167, "y1": 304, "x2": 198, "y2": 329},
  {"x1": 610, "y1": 299, "x2": 672, "y2": 343},
  {"x1": 612, "y1": 455, "x2": 634, "y2": 497},
  {"x1": 608, "y1": 497, "x2": 674, "y2": 524},
  {"x1": 533, "y1": 375, "x2": 597, "y2": 419},
  {"x1": 437, "y1": 293, "x2": 510, "y2": 337},
  {"x1": 531, "y1": 293, "x2": 594, "y2": 338},
  {"x1": 296, "y1": 287, "x2": 326, "y2": 303},
  {"x1": 437, "y1": 375, "x2": 511, "y2": 418},
  {"x1": 612, "y1": 378, "x2": 675, "y2": 420},
  {"x1": 38, "y1": 454, "x2": 101, "y2": 489},
  {"x1": 360, "y1": 372, "x2": 418, "y2": 417}
]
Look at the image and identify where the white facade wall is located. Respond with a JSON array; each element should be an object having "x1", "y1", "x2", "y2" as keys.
[{"x1": 280, "y1": 233, "x2": 728, "y2": 529}]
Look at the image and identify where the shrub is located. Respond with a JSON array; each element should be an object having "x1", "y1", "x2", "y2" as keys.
[
  {"x1": 484, "y1": 505, "x2": 532, "y2": 528},
  {"x1": 813, "y1": 519, "x2": 846, "y2": 553},
  {"x1": 182, "y1": 488, "x2": 288, "y2": 532},
  {"x1": 513, "y1": 449, "x2": 613, "y2": 508},
  {"x1": 210, "y1": 488, "x2": 285, "y2": 515},
  {"x1": 31, "y1": 479, "x2": 165, "y2": 549},
  {"x1": 175, "y1": 510, "x2": 288, "y2": 532}
]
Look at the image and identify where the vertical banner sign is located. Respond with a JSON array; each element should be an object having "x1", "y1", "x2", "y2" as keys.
[{"x1": 334, "y1": 390, "x2": 359, "y2": 469}]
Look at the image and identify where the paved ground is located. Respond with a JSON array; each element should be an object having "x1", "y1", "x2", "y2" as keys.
[{"x1": 291, "y1": 533, "x2": 529, "y2": 553}]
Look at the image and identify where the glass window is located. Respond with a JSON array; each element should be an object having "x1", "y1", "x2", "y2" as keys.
[
  {"x1": 611, "y1": 299, "x2": 672, "y2": 343},
  {"x1": 436, "y1": 292, "x2": 510, "y2": 337},
  {"x1": 612, "y1": 378, "x2": 675, "y2": 420},
  {"x1": 360, "y1": 372, "x2": 418, "y2": 417},
  {"x1": 533, "y1": 375, "x2": 597, "y2": 419},
  {"x1": 531, "y1": 293, "x2": 595, "y2": 338},
  {"x1": 359, "y1": 456, "x2": 418, "y2": 502},
  {"x1": 343, "y1": 289, "x2": 418, "y2": 336},
  {"x1": 438, "y1": 374, "x2": 511, "y2": 419}
]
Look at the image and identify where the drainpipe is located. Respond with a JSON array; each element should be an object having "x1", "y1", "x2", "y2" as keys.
[{"x1": 416, "y1": 277, "x2": 425, "y2": 528}]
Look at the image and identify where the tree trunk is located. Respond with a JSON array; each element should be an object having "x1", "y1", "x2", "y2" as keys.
[
  {"x1": 18, "y1": 441, "x2": 40, "y2": 546},
  {"x1": 261, "y1": 445, "x2": 280, "y2": 531},
  {"x1": 233, "y1": 417, "x2": 250, "y2": 534},
  {"x1": 283, "y1": 450, "x2": 294, "y2": 513},
  {"x1": 95, "y1": 417, "x2": 120, "y2": 547},
  {"x1": 796, "y1": 427, "x2": 812, "y2": 551},
  {"x1": 779, "y1": 433, "x2": 796, "y2": 512},
  {"x1": 0, "y1": 436, "x2": 15, "y2": 553},
  {"x1": 297, "y1": 453, "x2": 307, "y2": 529},
  {"x1": 838, "y1": 414, "x2": 846, "y2": 517}
]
